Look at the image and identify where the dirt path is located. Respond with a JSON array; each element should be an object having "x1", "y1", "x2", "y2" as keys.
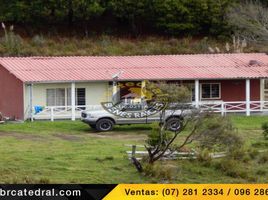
[
  {"x1": 85, "y1": 131, "x2": 147, "y2": 140},
  {"x1": 0, "y1": 131, "x2": 147, "y2": 142},
  {"x1": 0, "y1": 132, "x2": 44, "y2": 141}
]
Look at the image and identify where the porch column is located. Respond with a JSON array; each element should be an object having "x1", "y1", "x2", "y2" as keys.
[
  {"x1": 195, "y1": 80, "x2": 200, "y2": 108},
  {"x1": 29, "y1": 84, "x2": 33, "y2": 121},
  {"x1": 246, "y1": 79, "x2": 251, "y2": 116},
  {"x1": 112, "y1": 81, "x2": 118, "y2": 103},
  {"x1": 260, "y1": 79, "x2": 265, "y2": 111},
  {"x1": 71, "y1": 82, "x2": 76, "y2": 121},
  {"x1": 141, "y1": 80, "x2": 146, "y2": 100}
]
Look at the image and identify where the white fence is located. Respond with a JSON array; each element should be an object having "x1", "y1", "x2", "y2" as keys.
[
  {"x1": 32, "y1": 105, "x2": 102, "y2": 121},
  {"x1": 31, "y1": 101, "x2": 268, "y2": 121},
  {"x1": 199, "y1": 101, "x2": 268, "y2": 115}
]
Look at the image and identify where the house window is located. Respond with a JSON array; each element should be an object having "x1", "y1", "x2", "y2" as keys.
[
  {"x1": 46, "y1": 88, "x2": 65, "y2": 106},
  {"x1": 201, "y1": 83, "x2": 221, "y2": 99},
  {"x1": 46, "y1": 88, "x2": 86, "y2": 107},
  {"x1": 67, "y1": 88, "x2": 86, "y2": 106}
]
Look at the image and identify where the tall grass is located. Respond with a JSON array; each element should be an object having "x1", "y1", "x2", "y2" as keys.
[
  {"x1": 0, "y1": 33, "x2": 263, "y2": 56},
  {"x1": 0, "y1": 23, "x2": 22, "y2": 55}
]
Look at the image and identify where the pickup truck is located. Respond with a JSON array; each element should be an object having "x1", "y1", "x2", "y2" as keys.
[{"x1": 81, "y1": 102, "x2": 192, "y2": 132}]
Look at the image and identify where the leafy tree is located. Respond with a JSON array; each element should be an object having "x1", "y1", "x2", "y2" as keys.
[
  {"x1": 0, "y1": 0, "x2": 105, "y2": 25},
  {"x1": 227, "y1": 0, "x2": 268, "y2": 44},
  {"x1": 109, "y1": 0, "x2": 151, "y2": 35},
  {"x1": 151, "y1": 0, "x2": 234, "y2": 35},
  {"x1": 131, "y1": 81, "x2": 243, "y2": 172},
  {"x1": 151, "y1": 0, "x2": 195, "y2": 34},
  {"x1": 0, "y1": 0, "x2": 236, "y2": 36},
  {"x1": 143, "y1": 81, "x2": 192, "y2": 164},
  {"x1": 62, "y1": 0, "x2": 105, "y2": 25}
]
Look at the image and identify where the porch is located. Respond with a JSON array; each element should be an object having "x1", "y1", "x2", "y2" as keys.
[
  {"x1": 30, "y1": 101, "x2": 268, "y2": 121},
  {"x1": 25, "y1": 78, "x2": 266, "y2": 121}
]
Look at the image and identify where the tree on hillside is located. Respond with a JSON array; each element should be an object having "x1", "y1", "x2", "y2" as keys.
[
  {"x1": 228, "y1": 0, "x2": 268, "y2": 44},
  {"x1": 109, "y1": 0, "x2": 151, "y2": 35},
  {"x1": 151, "y1": 0, "x2": 234, "y2": 35},
  {"x1": 0, "y1": 0, "x2": 235, "y2": 36},
  {"x1": 131, "y1": 82, "x2": 243, "y2": 172},
  {"x1": 0, "y1": 0, "x2": 105, "y2": 26}
]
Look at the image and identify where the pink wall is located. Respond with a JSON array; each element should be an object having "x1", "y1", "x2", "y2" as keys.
[
  {"x1": 201, "y1": 79, "x2": 260, "y2": 101},
  {"x1": 174, "y1": 79, "x2": 261, "y2": 101},
  {"x1": 0, "y1": 65, "x2": 24, "y2": 120}
]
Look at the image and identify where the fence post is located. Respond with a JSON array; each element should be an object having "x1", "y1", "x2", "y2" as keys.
[
  {"x1": 71, "y1": 82, "x2": 76, "y2": 121},
  {"x1": 221, "y1": 102, "x2": 225, "y2": 116},
  {"x1": 195, "y1": 80, "x2": 200, "y2": 108},
  {"x1": 132, "y1": 145, "x2": 136, "y2": 158},
  {"x1": 246, "y1": 79, "x2": 251, "y2": 116},
  {"x1": 260, "y1": 101, "x2": 264, "y2": 112},
  {"x1": 51, "y1": 107, "x2": 54, "y2": 122}
]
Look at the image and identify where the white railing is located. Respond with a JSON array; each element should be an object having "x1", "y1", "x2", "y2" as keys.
[
  {"x1": 32, "y1": 105, "x2": 102, "y2": 121},
  {"x1": 198, "y1": 101, "x2": 268, "y2": 116},
  {"x1": 31, "y1": 101, "x2": 268, "y2": 121}
]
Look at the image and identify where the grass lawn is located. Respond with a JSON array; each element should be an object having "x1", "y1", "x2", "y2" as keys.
[{"x1": 0, "y1": 115, "x2": 267, "y2": 183}]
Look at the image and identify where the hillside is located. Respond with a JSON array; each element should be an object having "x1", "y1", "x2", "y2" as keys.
[{"x1": 0, "y1": 33, "x2": 266, "y2": 57}]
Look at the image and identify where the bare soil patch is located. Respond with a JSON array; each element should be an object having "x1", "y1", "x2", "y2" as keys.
[
  {"x1": 0, "y1": 132, "x2": 44, "y2": 141},
  {"x1": 85, "y1": 131, "x2": 147, "y2": 140},
  {"x1": 53, "y1": 134, "x2": 82, "y2": 141}
]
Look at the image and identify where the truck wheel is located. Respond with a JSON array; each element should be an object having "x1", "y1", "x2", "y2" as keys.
[
  {"x1": 166, "y1": 117, "x2": 182, "y2": 132},
  {"x1": 96, "y1": 119, "x2": 114, "y2": 132}
]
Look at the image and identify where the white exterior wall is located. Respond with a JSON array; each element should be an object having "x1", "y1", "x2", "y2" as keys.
[{"x1": 24, "y1": 82, "x2": 111, "y2": 119}]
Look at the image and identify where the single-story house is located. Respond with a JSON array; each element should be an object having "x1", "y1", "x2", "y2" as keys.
[{"x1": 1, "y1": 53, "x2": 268, "y2": 121}]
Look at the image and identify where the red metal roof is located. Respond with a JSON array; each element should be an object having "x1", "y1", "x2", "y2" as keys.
[{"x1": 1, "y1": 53, "x2": 268, "y2": 83}]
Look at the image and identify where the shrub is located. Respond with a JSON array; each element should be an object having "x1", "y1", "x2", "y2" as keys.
[
  {"x1": 215, "y1": 159, "x2": 248, "y2": 179},
  {"x1": 252, "y1": 141, "x2": 268, "y2": 148},
  {"x1": 258, "y1": 154, "x2": 268, "y2": 164},
  {"x1": 196, "y1": 115, "x2": 244, "y2": 152},
  {"x1": 0, "y1": 23, "x2": 22, "y2": 55},
  {"x1": 197, "y1": 148, "x2": 212, "y2": 166},
  {"x1": 248, "y1": 148, "x2": 259, "y2": 160},
  {"x1": 143, "y1": 162, "x2": 177, "y2": 181},
  {"x1": 32, "y1": 35, "x2": 46, "y2": 46},
  {"x1": 256, "y1": 169, "x2": 266, "y2": 176},
  {"x1": 261, "y1": 122, "x2": 268, "y2": 140},
  {"x1": 227, "y1": 146, "x2": 248, "y2": 161}
]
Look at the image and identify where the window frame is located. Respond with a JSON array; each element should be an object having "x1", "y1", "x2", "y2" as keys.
[
  {"x1": 46, "y1": 88, "x2": 86, "y2": 107},
  {"x1": 200, "y1": 83, "x2": 221, "y2": 100},
  {"x1": 46, "y1": 88, "x2": 66, "y2": 107},
  {"x1": 67, "y1": 88, "x2": 86, "y2": 106}
]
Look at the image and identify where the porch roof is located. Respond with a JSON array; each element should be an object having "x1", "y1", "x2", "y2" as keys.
[{"x1": 1, "y1": 53, "x2": 268, "y2": 83}]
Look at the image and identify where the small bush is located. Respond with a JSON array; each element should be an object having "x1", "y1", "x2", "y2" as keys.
[
  {"x1": 241, "y1": 154, "x2": 251, "y2": 163},
  {"x1": 196, "y1": 115, "x2": 244, "y2": 152},
  {"x1": 214, "y1": 159, "x2": 248, "y2": 179},
  {"x1": 248, "y1": 148, "x2": 259, "y2": 160},
  {"x1": 197, "y1": 148, "x2": 212, "y2": 166},
  {"x1": 227, "y1": 146, "x2": 248, "y2": 161},
  {"x1": 256, "y1": 169, "x2": 266, "y2": 176},
  {"x1": 143, "y1": 163, "x2": 177, "y2": 181},
  {"x1": 252, "y1": 141, "x2": 268, "y2": 148},
  {"x1": 262, "y1": 122, "x2": 268, "y2": 140},
  {"x1": 32, "y1": 35, "x2": 46, "y2": 46},
  {"x1": 258, "y1": 154, "x2": 268, "y2": 164}
]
